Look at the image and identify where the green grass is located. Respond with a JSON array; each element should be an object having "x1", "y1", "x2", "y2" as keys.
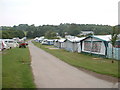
[
  {"x1": 0, "y1": 53, "x2": 2, "y2": 89},
  {"x1": 33, "y1": 41, "x2": 119, "y2": 78},
  {"x1": 2, "y1": 48, "x2": 36, "y2": 88},
  {"x1": 26, "y1": 39, "x2": 32, "y2": 42}
]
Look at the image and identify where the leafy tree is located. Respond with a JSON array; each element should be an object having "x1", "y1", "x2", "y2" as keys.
[
  {"x1": 26, "y1": 31, "x2": 33, "y2": 38},
  {"x1": 110, "y1": 26, "x2": 118, "y2": 63},
  {"x1": 45, "y1": 31, "x2": 56, "y2": 39},
  {"x1": 1, "y1": 24, "x2": 115, "y2": 38},
  {"x1": 2, "y1": 30, "x2": 25, "y2": 39},
  {"x1": 2, "y1": 31, "x2": 11, "y2": 39}
]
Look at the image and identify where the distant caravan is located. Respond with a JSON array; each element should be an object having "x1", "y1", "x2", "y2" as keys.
[
  {"x1": 3, "y1": 39, "x2": 19, "y2": 48},
  {"x1": 0, "y1": 39, "x2": 10, "y2": 51}
]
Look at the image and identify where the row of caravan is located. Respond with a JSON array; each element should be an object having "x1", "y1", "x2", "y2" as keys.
[
  {"x1": 0, "y1": 39, "x2": 19, "y2": 51},
  {"x1": 0, "y1": 37, "x2": 27, "y2": 51},
  {"x1": 34, "y1": 37, "x2": 54, "y2": 45},
  {"x1": 34, "y1": 35, "x2": 120, "y2": 60}
]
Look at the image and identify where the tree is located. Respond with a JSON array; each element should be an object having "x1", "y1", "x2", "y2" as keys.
[
  {"x1": 67, "y1": 24, "x2": 80, "y2": 36},
  {"x1": 110, "y1": 26, "x2": 118, "y2": 63},
  {"x1": 2, "y1": 31, "x2": 11, "y2": 39},
  {"x1": 1, "y1": 24, "x2": 114, "y2": 38},
  {"x1": 2, "y1": 30, "x2": 25, "y2": 39},
  {"x1": 45, "y1": 31, "x2": 56, "y2": 39},
  {"x1": 26, "y1": 31, "x2": 33, "y2": 38}
]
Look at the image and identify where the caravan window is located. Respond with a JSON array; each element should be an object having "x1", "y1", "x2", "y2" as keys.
[
  {"x1": 84, "y1": 41, "x2": 102, "y2": 53},
  {"x1": 8, "y1": 41, "x2": 14, "y2": 43},
  {"x1": 84, "y1": 41, "x2": 91, "y2": 51},
  {"x1": 92, "y1": 41, "x2": 101, "y2": 53}
]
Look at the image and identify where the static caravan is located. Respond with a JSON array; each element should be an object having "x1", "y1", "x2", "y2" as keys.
[
  {"x1": 65, "y1": 37, "x2": 85, "y2": 52},
  {"x1": 54, "y1": 39, "x2": 59, "y2": 47},
  {"x1": 0, "y1": 39, "x2": 9, "y2": 51},
  {"x1": 38, "y1": 36, "x2": 45, "y2": 43},
  {"x1": 41, "y1": 39, "x2": 54, "y2": 45},
  {"x1": 3, "y1": 39, "x2": 19, "y2": 48},
  {"x1": 0, "y1": 40, "x2": 3, "y2": 51},
  {"x1": 47, "y1": 40, "x2": 54, "y2": 45},
  {"x1": 34, "y1": 36, "x2": 45, "y2": 43},
  {"x1": 13, "y1": 38, "x2": 20, "y2": 43},
  {"x1": 65, "y1": 39, "x2": 74, "y2": 52},
  {"x1": 81, "y1": 35, "x2": 111, "y2": 57},
  {"x1": 41, "y1": 39, "x2": 48, "y2": 45},
  {"x1": 34, "y1": 37, "x2": 39, "y2": 42},
  {"x1": 58, "y1": 39, "x2": 66, "y2": 49}
]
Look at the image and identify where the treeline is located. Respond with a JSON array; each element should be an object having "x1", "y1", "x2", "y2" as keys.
[
  {"x1": 1, "y1": 23, "x2": 119, "y2": 39},
  {"x1": 2, "y1": 30, "x2": 25, "y2": 39}
]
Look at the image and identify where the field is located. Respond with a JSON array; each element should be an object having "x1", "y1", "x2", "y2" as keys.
[
  {"x1": 0, "y1": 52, "x2": 2, "y2": 89},
  {"x1": 33, "y1": 41, "x2": 119, "y2": 78},
  {"x1": 2, "y1": 47, "x2": 35, "y2": 88}
]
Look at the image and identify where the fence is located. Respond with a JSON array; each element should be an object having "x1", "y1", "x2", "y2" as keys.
[{"x1": 107, "y1": 47, "x2": 120, "y2": 60}]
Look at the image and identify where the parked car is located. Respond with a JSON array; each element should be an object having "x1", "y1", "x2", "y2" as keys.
[{"x1": 19, "y1": 42, "x2": 28, "y2": 48}]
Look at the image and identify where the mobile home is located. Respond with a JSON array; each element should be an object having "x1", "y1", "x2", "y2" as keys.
[
  {"x1": 54, "y1": 39, "x2": 59, "y2": 47},
  {"x1": 81, "y1": 35, "x2": 111, "y2": 57},
  {"x1": 0, "y1": 39, "x2": 9, "y2": 51},
  {"x1": 58, "y1": 39, "x2": 66, "y2": 49},
  {"x1": 3, "y1": 39, "x2": 19, "y2": 48},
  {"x1": 65, "y1": 37, "x2": 85, "y2": 52}
]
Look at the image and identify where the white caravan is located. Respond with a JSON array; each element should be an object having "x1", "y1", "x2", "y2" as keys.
[
  {"x1": 0, "y1": 39, "x2": 9, "y2": 51},
  {"x1": 3, "y1": 39, "x2": 19, "y2": 48}
]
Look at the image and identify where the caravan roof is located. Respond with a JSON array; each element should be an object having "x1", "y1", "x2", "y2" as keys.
[
  {"x1": 58, "y1": 39, "x2": 66, "y2": 43},
  {"x1": 81, "y1": 35, "x2": 112, "y2": 42},
  {"x1": 3, "y1": 39, "x2": 15, "y2": 42},
  {"x1": 91, "y1": 35, "x2": 111, "y2": 41},
  {"x1": 47, "y1": 39, "x2": 54, "y2": 41},
  {"x1": 68, "y1": 37, "x2": 85, "y2": 42}
]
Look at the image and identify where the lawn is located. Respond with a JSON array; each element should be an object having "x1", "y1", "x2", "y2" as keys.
[
  {"x1": 2, "y1": 47, "x2": 36, "y2": 88},
  {"x1": 33, "y1": 41, "x2": 119, "y2": 78},
  {"x1": 0, "y1": 53, "x2": 2, "y2": 89}
]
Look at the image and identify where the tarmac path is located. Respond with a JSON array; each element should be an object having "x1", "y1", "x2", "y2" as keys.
[{"x1": 28, "y1": 41, "x2": 118, "y2": 88}]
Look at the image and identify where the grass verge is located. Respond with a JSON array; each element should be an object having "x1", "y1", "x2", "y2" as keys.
[
  {"x1": 0, "y1": 53, "x2": 2, "y2": 89},
  {"x1": 33, "y1": 41, "x2": 119, "y2": 78},
  {"x1": 2, "y1": 48, "x2": 36, "y2": 88}
]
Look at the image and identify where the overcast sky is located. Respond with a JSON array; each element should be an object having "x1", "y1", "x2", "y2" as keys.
[{"x1": 0, "y1": 0, "x2": 119, "y2": 26}]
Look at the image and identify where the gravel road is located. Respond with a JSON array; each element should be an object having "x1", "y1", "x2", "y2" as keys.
[{"x1": 29, "y1": 42, "x2": 118, "y2": 88}]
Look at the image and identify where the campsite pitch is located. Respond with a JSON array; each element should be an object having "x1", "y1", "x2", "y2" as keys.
[
  {"x1": 29, "y1": 41, "x2": 118, "y2": 88},
  {"x1": 33, "y1": 41, "x2": 119, "y2": 78}
]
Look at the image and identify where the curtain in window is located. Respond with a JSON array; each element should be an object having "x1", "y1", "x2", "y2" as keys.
[{"x1": 92, "y1": 42, "x2": 101, "y2": 52}]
